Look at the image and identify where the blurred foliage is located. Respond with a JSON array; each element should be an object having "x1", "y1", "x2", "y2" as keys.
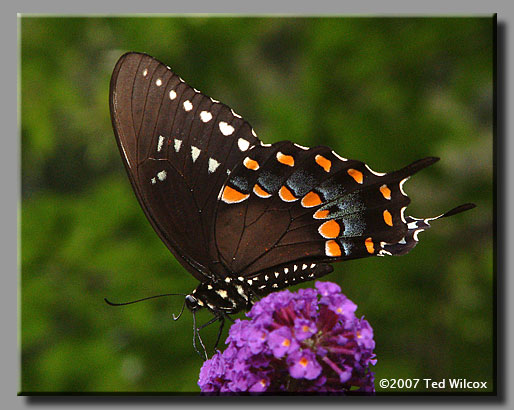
[{"x1": 20, "y1": 16, "x2": 493, "y2": 393}]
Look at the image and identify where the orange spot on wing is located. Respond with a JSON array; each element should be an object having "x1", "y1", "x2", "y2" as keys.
[
  {"x1": 319, "y1": 220, "x2": 341, "y2": 239},
  {"x1": 279, "y1": 186, "x2": 297, "y2": 202},
  {"x1": 315, "y1": 155, "x2": 332, "y2": 172},
  {"x1": 253, "y1": 184, "x2": 271, "y2": 198},
  {"x1": 313, "y1": 209, "x2": 330, "y2": 219},
  {"x1": 380, "y1": 184, "x2": 392, "y2": 200},
  {"x1": 243, "y1": 157, "x2": 259, "y2": 170},
  {"x1": 301, "y1": 191, "x2": 322, "y2": 208},
  {"x1": 347, "y1": 168, "x2": 364, "y2": 184},
  {"x1": 222, "y1": 185, "x2": 250, "y2": 204},
  {"x1": 365, "y1": 237, "x2": 375, "y2": 254},
  {"x1": 383, "y1": 210, "x2": 393, "y2": 226},
  {"x1": 325, "y1": 240, "x2": 342, "y2": 257},
  {"x1": 277, "y1": 152, "x2": 295, "y2": 167}
]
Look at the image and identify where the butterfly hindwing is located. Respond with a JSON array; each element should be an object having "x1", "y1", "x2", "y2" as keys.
[{"x1": 214, "y1": 142, "x2": 441, "y2": 286}]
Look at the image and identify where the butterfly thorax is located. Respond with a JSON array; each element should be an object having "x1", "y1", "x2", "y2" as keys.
[{"x1": 189, "y1": 277, "x2": 254, "y2": 314}]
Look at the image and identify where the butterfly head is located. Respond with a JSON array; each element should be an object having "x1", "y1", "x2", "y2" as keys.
[{"x1": 184, "y1": 294, "x2": 201, "y2": 312}]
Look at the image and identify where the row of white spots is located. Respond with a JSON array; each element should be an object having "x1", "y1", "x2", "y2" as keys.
[
  {"x1": 142, "y1": 68, "x2": 251, "y2": 141},
  {"x1": 158, "y1": 136, "x2": 228, "y2": 172},
  {"x1": 168, "y1": 95, "x2": 250, "y2": 152},
  {"x1": 246, "y1": 263, "x2": 317, "y2": 287},
  {"x1": 156, "y1": 136, "x2": 222, "y2": 174},
  {"x1": 142, "y1": 68, "x2": 253, "y2": 161},
  {"x1": 142, "y1": 70, "x2": 254, "y2": 155},
  {"x1": 150, "y1": 72, "x2": 183, "y2": 87},
  {"x1": 190, "y1": 145, "x2": 220, "y2": 173}
]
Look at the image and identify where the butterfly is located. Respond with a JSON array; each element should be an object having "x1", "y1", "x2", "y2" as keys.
[{"x1": 109, "y1": 52, "x2": 474, "y2": 355}]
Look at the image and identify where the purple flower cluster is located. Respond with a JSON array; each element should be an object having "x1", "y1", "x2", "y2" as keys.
[{"x1": 198, "y1": 282, "x2": 376, "y2": 394}]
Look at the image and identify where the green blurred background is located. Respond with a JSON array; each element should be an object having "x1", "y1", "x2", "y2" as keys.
[{"x1": 20, "y1": 16, "x2": 494, "y2": 394}]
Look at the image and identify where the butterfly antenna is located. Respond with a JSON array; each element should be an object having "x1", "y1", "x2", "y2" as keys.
[
  {"x1": 173, "y1": 298, "x2": 187, "y2": 321},
  {"x1": 104, "y1": 293, "x2": 186, "y2": 306}
]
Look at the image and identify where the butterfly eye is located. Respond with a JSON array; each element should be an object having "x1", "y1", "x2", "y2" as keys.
[{"x1": 185, "y1": 295, "x2": 199, "y2": 310}]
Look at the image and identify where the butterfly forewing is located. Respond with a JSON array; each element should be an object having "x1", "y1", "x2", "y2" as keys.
[{"x1": 110, "y1": 52, "x2": 260, "y2": 281}]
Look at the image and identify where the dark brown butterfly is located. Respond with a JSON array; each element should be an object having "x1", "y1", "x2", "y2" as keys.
[{"x1": 109, "y1": 52, "x2": 474, "y2": 354}]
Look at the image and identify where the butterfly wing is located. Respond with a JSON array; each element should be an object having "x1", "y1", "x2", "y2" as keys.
[
  {"x1": 110, "y1": 52, "x2": 260, "y2": 281},
  {"x1": 214, "y1": 141, "x2": 469, "y2": 294}
]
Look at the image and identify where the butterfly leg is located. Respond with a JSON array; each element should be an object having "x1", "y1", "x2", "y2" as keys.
[
  {"x1": 195, "y1": 313, "x2": 226, "y2": 357},
  {"x1": 197, "y1": 313, "x2": 233, "y2": 353},
  {"x1": 224, "y1": 313, "x2": 235, "y2": 324},
  {"x1": 213, "y1": 315, "x2": 224, "y2": 351},
  {"x1": 198, "y1": 314, "x2": 222, "y2": 330},
  {"x1": 192, "y1": 309, "x2": 208, "y2": 360},
  {"x1": 211, "y1": 312, "x2": 235, "y2": 349}
]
